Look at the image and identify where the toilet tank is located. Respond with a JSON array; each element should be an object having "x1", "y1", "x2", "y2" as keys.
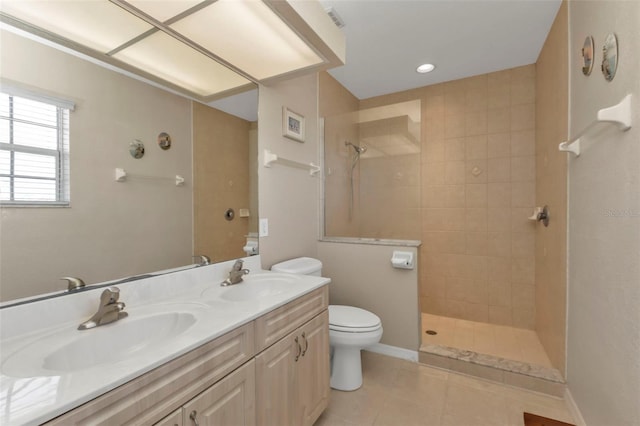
[{"x1": 271, "y1": 257, "x2": 322, "y2": 276}]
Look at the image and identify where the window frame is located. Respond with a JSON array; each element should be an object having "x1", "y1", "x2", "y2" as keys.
[{"x1": 0, "y1": 87, "x2": 73, "y2": 207}]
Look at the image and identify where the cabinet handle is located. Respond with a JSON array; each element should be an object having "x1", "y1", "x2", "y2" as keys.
[
  {"x1": 294, "y1": 336, "x2": 301, "y2": 362},
  {"x1": 301, "y1": 332, "x2": 308, "y2": 357},
  {"x1": 189, "y1": 410, "x2": 200, "y2": 426}
]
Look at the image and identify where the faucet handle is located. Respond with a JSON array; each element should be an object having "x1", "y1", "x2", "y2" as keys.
[
  {"x1": 100, "y1": 287, "x2": 121, "y2": 305},
  {"x1": 192, "y1": 254, "x2": 211, "y2": 266},
  {"x1": 61, "y1": 277, "x2": 85, "y2": 292}
]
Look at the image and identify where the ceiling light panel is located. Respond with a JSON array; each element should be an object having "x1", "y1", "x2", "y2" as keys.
[
  {"x1": 170, "y1": 0, "x2": 324, "y2": 80},
  {"x1": 125, "y1": 0, "x2": 202, "y2": 23},
  {"x1": 112, "y1": 31, "x2": 251, "y2": 96},
  {"x1": 0, "y1": 0, "x2": 153, "y2": 53}
]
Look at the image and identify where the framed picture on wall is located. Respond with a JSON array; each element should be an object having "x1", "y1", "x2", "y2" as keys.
[{"x1": 282, "y1": 107, "x2": 305, "y2": 142}]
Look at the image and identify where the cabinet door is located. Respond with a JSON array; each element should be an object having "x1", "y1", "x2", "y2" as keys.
[
  {"x1": 155, "y1": 409, "x2": 182, "y2": 426},
  {"x1": 255, "y1": 332, "x2": 298, "y2": 426},
  {"x1": 182, "y1": 360, "x2": 255, "y2": 426},
  {"x1": 296, "y1": 311, "x2": 330, "y2": 426}
]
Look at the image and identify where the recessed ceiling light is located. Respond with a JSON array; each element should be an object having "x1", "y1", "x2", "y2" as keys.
[{"x1": 416, "y1": 63, "x2": 435, "y2": 73}]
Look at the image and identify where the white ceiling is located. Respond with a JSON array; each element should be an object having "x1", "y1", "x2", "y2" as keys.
[{"x1": 319, "y1": 0, "x2": 562, "y2": 100}]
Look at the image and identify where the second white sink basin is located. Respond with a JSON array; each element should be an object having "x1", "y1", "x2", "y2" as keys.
[
  {"x1": 2, "y1": 309, "x2": 198, "y2": 377},
  {"x1": 202, "y1": 273, "x2": 300, "y2": 302}
]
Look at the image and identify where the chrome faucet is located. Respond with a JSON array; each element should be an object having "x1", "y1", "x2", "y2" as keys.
[
  {"x1": 221, "y1": 260, "x2": 250, "y2": 286},
  {"x1": 78, "y1": 287, "x2": 128, "y2": 330},
  {"x1": 192, "y1": 254, "x2": 211, "y2": 266},
  {"x1": 61, "y1": 277, "x2": 85, "y2": 292}
]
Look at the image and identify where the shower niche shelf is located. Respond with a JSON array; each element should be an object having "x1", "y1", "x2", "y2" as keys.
[{"x1": 558, "y1": 94, "x2": 632, "y2": 157}]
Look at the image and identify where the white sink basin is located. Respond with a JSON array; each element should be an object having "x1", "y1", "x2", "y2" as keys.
[
  {"x1": 2, "y1": 310, "x2": 197, "y2": 377},
  {"x1": 202, "y1": 273, "x2": 299, "y2": 302}
]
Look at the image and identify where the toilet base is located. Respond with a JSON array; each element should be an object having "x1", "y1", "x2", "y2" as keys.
[{"x1": 330, "y1": 345, "x2": 364, "y2": 391}]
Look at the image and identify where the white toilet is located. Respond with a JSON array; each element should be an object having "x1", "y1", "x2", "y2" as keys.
[{"x1": 271, "y1": 257, "x2": 383, "y2": 391}]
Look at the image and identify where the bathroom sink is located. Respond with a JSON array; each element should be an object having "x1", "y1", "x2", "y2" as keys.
[
  {"x1": 2, "y1": 311, "x2": 197, "y2": 377},
  {"x1": 202, "y1": 273, "x2": 299, "y2": 302}
]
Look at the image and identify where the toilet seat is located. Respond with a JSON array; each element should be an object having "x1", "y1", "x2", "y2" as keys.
[{"x1": 329, "y1": 305, "x2": 381, "y2": 333}]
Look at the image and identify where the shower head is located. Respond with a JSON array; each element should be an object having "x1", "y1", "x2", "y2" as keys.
[{"x1": 345, "y1": 141, "x2": 367, "y2": 154}]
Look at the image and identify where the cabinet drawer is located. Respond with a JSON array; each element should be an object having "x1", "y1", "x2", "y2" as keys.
[
  {"x1": 255, "y1": 286, "x2": 328, "y2": 353},
  {"x1": 45, "y1": 322, "x2": 254, "y2": 426}
]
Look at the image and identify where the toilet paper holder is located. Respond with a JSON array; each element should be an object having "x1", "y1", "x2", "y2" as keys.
[{"x1": 391, "y1": 251, "x2": 414, "y2": 270}]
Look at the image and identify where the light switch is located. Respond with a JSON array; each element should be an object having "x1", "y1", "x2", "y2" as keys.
[{"x1": 259, "y1": 218, "x2": 269, "y2": 237}]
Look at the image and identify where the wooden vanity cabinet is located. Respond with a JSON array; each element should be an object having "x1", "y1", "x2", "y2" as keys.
[
  {"x1": 43, "y1": 286, "x2": 329, "y2": 426},
  {"x1": 44, "y1": 324, "x2": 255, "y2": 426},
  {"x1": 254, "y1": 287, "x2": 329, "y2": 426},
  {"x1": 155, "y1": 360, "x2": 255, "y2": 426}
]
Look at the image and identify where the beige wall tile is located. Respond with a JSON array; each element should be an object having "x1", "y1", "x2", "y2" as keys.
[
  {"x1": 445, "y1": 161, "x2": 466, "y2": 184},
  {"x1": 511, "y1": 130, "x2": 535, "y2": 157},
  {"x1": 424, "y1": 162, "x2": 445, "y2": 185},
  {"x1": 512, "y1": 256, "x2": 535, "y2": 286},
  {"x1": 466, "y1": 184, "x2": 488, "y2": 207},
  {"x1": 445, "y1": 114, "x2": 466, "y2": 138},
  {"x1": 466, "y1": 208, "x2": 488, "y2": 232},
  {"x1": 445, "y1": 138, "x2": 466, "y2": 161},
  {"x1": 511, "y1": 182, "x2": 535, "y2": 207},
  {"x1": 488, "y1": 306, "x2": 513, "y2": 326},
  {"x1": 465, "y1": 111, "x2": 488, "y2": 136},
  {"x1": 488, "y1": 183, "x2": 512, "y2": 207},
  {"x1": 510, "y1": 104, "x2": 535, "y2": 131},
  {"x1": 512, "y1": 232, "x2": 535, "y2": 257},
  {"x1": 446, "y1": 185, "x2": 466, "y2": 207},
  {"x1": 488, "y1": 108, "x2": 511, "y2": 134},
  {"x1": 487, "y1": 232, "x2": 511, "y2": 257},
  {"x1": 466, "y1": 87, "x2": 488, "y2": 112},
  {"x1": 423, "y1": 140, "x2": 446, "y2": 163},
  {"x1": 512, "y1": 283, "x2": 535, "y2": 309},
  {"x1": 487, "y1": 133, "x2": 511, "y2": 158},
  {"x1": 425, "y1": 118, "x2": 445, "y2": 140},
  {"x1": 445, "y1": 91, "x2": 465, "y2": 116},
  {"x1": 466, "y1": 232, "x2": 488, "y2": 256},
  {"x1": 465, "y1": 135, "x2": 488, "y2": 160},
  {"x1": 488, "y1": 157, "x2": 511, "y2": 183},
  {"x1": 466, "y1": 159, "x2": 488, "y2": 183},
  {"x1": 488, "y1": 256, "x2": 511, "y2": 281},
  {"x1": 489, "y1": 280, "x2": 512, "y2": 307},
  {"x1": 488, "y1": 207, "x2": 512, "y2": 233},
  {"x1": 511, "y1": 208, "x2": 536, "y2": 233},
  {"x1": 511, "y1": 156, "x2": 536, "y2": 182}
]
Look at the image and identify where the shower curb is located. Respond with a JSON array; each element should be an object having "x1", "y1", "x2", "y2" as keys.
[{"x1": 419, "y1": 343, "x2": 566, "y2": 397}]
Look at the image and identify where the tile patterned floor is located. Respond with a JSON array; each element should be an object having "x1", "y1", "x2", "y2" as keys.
[
  {"x1": 315, "y1": 351, "x2": 575, "y2": 426},
  {"x1": 420, "y1": 313, "x2": 553, "y2": 368}
]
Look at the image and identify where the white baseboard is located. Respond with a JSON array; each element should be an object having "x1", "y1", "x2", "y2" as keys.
[
  {"x1": 565, "y1": 387, "x2": 587, "y2": 426},
  {"x1": 365, "y1": 343, "x2": 419, "y2": 362}
]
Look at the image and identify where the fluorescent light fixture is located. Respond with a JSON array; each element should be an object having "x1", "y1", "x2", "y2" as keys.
[
  {"x1": 113, "y1": 31, "x2": 251, "y2": 96},
  {"x1": 0, "y1": 0, "x2": 152, "y2": 53},
  {"x1": 416, "y1": 63, "x2": 435, "y2": 73},
  {"x1": 169, "y1": 0, "x2": 324, "y2": 80},
  {"x1": 0, "y1": 0, "x2": 344, "y2": 100}
]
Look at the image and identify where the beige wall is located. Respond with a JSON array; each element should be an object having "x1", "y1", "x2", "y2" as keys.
[
  {"x1": 317, "y1": 242, "x2": 420, "y2": 350},
  {"x1": 193, "y1": 102, "x2": 250, "y2": 262},
  {"x1": 534, "y1": 1, "x2": 568, "y2": 377},
  {"x1": 257, "y1": 74, "x2": 320, "y2": 268},
  {"x1": 567, "y1": 1, "x2": 640, "y2": 424},
  {"x1": 361, "y1": 66, "x2": 537, "y2": 328},
  {"x1": 0, "y1": 30, "x2": 192, "y2": 301}
]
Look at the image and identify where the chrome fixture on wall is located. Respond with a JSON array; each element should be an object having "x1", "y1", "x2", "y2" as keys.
[
  {"x1": 528, "y1": 205, "x2": 550, "y2": 227},
  {"x1": 345, "y1": 141, "x2": 367, "y2": 221},
  {"x1": 61, "y1": 277, "x2": 86, "y2": 292}
]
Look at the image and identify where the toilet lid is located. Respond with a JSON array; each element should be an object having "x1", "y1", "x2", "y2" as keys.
[{"x1": 329, "y1": 305, "x2": 381, "y2": 333}]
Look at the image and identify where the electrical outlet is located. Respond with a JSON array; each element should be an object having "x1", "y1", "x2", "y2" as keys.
[{"x1": 259, "y1": 218, "x2": 269, "y2": 237}]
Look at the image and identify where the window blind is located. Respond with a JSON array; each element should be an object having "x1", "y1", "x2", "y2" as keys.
[{"x1": 0, "y1": 91, "x2": 71, "y2": 206}]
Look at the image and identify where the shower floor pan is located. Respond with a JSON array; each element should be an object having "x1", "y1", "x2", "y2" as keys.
[{"x1": 419, "y1": 313, "x2": 565, "y2": 396}]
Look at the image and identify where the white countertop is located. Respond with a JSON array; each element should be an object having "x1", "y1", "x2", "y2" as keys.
[{"x1": 0, "y1": 256, "x2": 330, "y2": 425}]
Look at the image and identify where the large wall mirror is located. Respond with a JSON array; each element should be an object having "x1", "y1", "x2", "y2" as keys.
[{"x1": 0, "y1": 27, "x2": 259, "y2": 302}]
